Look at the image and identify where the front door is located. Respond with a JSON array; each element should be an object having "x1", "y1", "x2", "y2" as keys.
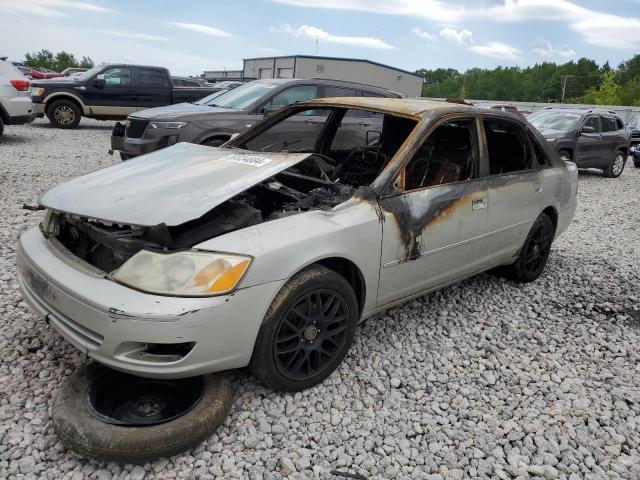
[
  {"x1": 85, "y1": 67, "x2": 136, "y2": 116},
  {"x1": 377, "y1": 117, "x2": 491, "y2": 306},
  {"x1": 576, "y1": 115, "x2": 604, "y2": 165}
]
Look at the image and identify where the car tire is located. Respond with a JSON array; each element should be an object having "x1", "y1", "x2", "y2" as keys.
[
  {"x1": 46, "y1": 99, "x2": 81, "y2": 129},
  {"x1": 52, "y1": 363, "x2": 233, "y2": 463},
  {"x1": 119, "y1": 152, "x2": 132, "y2": 161},
  {"x1": 202, "y1": 137, "x2": 228, "y2": 147},
  {"x1": 603, "y1": 150, "x2": 626, "y2": 178},
  {"x1": 250, "y1": 265, "x2": 358, "y2": 392},
  {"x1": 558, "y1": 149, "x2": 571, "y2": 162},
  {"x1": 502, "y1": 213, "x2": 554, "y2": 283}
]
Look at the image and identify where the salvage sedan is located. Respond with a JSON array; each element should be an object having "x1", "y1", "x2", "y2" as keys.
[{"x1": 16, "y1": 98, "x2": 578, "y2": 391}]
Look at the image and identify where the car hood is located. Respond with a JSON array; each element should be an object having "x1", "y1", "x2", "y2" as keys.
[
  {"x1": 39, "y1": 143, "x2": 313, "y2": 227},
  {"x1": 130, "y1": 103, "x2": 239, "y2": 120}
]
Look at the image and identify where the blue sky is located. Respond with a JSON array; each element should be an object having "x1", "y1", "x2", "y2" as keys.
[{"x1": 1, "y1": 0, "x2": 639, "y2": 76}]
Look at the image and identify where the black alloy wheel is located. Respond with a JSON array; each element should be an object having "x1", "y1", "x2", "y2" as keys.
[
  {"x1": 274, "y1": 290, "x2": 349, "y2": 381},
  {"x1": 522, "y1": 221, "x2": 552, "y2": 277}
]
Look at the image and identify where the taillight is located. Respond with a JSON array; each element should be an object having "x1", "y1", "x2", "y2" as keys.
[{"x1": 10, "y1": 79, "x2": 31, "y2": 91}]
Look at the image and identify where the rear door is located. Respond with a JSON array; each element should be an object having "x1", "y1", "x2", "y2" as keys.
[
  {"x1": 84, "y1": 66, "x2": 136, "y2": 116},
  {"x1": 135, "y1": 67, "x2": 171, "y2": 110},
  {"x1": 480, "y1": 116, "x2": 551, "y2": 264},
  {"x1": 576, "y1": 115, "x2": 603, "y2": 165}
]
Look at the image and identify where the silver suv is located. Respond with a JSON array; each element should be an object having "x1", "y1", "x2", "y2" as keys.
[{"x1": 0, "y1": 56, "x2": 35, "y2": 141}]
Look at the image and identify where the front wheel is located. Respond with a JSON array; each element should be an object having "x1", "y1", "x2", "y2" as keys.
[
  {"x1": 46, "y1": 99, "x2": 81, "y2": 129},
  {"x1": 503, "y1": 213, "x2": 554, "y2": 283},
  {"x1": 603, "y1": 151, "x2": 626, "y2": 178},
  {"x1": 251, "y1": 265, "x2": 358, "y2": 392},
  {"x1": 202, "y1": 137, "x2": 228, "y2": 148}
]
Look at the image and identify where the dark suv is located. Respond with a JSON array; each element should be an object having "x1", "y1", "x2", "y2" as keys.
[
  {"x1": 529, "y1": 108, "x2": 630, "y2": 178},
  {"x1": 111, "y1": 78, "x2": 401, "y2": 160}
]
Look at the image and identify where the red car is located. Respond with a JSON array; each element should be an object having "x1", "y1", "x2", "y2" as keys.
[{"x1": 20, "y1": 67, "x2": 65, "y2": 79}]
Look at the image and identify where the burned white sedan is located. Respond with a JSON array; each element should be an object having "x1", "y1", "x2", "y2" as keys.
[{"x1": 17, "y1": 98, "x2": 578, "y2": 392}]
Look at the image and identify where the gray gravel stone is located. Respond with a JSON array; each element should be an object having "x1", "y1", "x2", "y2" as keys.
[{"x1": 1, "y1": 120, "x2": 640, "y2": 479}]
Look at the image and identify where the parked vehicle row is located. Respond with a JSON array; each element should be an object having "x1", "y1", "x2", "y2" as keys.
[
  {"x1": 30, "y1": 63, "x2": 222, "y2": 129},
  {"x1": 0, "y1": 56, "x2": 35, "y2": 141},
  {"x1": 111, "y1": 77, "x2": 402, "y2": 159},
  {"x1": 528, "y1": 108, "x2": 631, "y2": 177}
]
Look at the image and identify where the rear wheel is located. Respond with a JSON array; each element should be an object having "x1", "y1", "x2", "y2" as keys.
[
  {"x1": 603, "y1": 151, "x2": 626, "y2": 178},
  {"x1": 251, "y1": 265, "x2": 358, "y2": 392},
  {"x1": 47, "y1": 99, "x2": 81, "y2": 129},
  {"x1": 502, "y1": 213, "x2": 554, "y2": 283}
]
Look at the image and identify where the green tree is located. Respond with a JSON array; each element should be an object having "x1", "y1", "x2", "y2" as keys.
[
  {"x1": 79, "y1": 56, "x2": 95, "y2": 68},
  {"x1": 53, "y1": 51, "x2": 77, "y2": 72},
  {"x1": 593, "y1": 71, "x2": 621, "y2": 105},
  {"x1": 23, "y1": 50, "x2": 95, "y2": 72},
  {"x1": 24, "y1": 49, "x2": 55, "y2": 70}
]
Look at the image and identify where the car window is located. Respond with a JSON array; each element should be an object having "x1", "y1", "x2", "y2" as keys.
[
  {"x1": 402, "y1": 119, "x2": 477, "y2": 191},
  {"x1": 616, "y1": 118, "x2": 625, "y2": 130},
  {"x1": 529, "y1": 111, "x2": 581, "y2": 131},
  {"x1": 528, "y1": 132, "x2": 550, "y2": 167},
  {"x1": 243, "y1": 107, "x2": 330, "y2": 152},
  {"x1": 263, "y1": 85, "x2": 318, "y2": 109},
  {"x1": 138, "y1": 69, "x2": 168, "y2": 87},
  {"x1": 205, "y1": 82, "x2": 278, "y2": 109},
  {"x1": 584, "y1": 116, "x2": 600, "y2": 133},
  {"x1": 100, "y1": 68, "x2": 131, "y2": 86},
  {"x1": 330, "y1": 109, "x2": 384, "y2": 150},
  {"x1": 483, "y1": 118, "x2": 531, "y2": 175},
  {"x1": 323, "y1": 86, "x2": 359, "y2": 98},
  {"x1": 600, "y1": 116, "x2": 616, "y2": 133}
]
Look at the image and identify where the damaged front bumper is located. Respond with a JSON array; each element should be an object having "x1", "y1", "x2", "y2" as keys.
[{"x1": 16, "y1": 226, "x2": 283, "y2": 379}]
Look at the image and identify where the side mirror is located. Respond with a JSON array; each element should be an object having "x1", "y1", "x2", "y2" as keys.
[
  {"x1": 262, "y1": 104, "x2": 284, "y2": 115},
  {"x1": 366, "y1": 129, "x2": 381, "y2": 146},
  {"x1": 93, "y1": 77, "x2": 106, "y2": 89},
  {"x1": 580, "y1": 125, "x2": 596, "y2": 135}
]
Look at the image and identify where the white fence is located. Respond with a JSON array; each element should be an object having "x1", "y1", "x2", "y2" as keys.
[{"x1": 423, "y1": 98, "x2": 640, "y2": 122}]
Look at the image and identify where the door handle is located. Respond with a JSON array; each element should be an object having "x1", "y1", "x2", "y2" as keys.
[{"x1": 472, "y1": 198, "x2": 487, "y2": 210}]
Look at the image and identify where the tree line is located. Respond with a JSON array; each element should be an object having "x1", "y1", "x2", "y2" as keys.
[
  {"x1": 416, "y1": 54, "x2": 640, "y2": 107},
  {"x1": 22, "y1": 50, "x2": 94, "y2": 73}
]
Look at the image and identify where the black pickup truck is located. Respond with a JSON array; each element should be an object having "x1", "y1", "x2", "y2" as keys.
[{"x1": 31, "y1": 64, "x2": 219, "y2": 129}]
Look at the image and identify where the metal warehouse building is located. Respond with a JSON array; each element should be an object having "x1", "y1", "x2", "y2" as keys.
[
  {"x1": 242, "y1": 55, "x2": 424, "y2": 98},
  {"x1": 202, "y1": 70, "x2": 244, "y2": 82}
]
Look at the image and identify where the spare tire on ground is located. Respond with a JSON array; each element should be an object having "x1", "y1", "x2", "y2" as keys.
[{"x1": 52, "y1": 363, "x2": 233, "y2": 463}]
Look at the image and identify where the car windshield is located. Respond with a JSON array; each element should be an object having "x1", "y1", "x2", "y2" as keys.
[
  {"x1": 630, "y1": 116, "x2": 640, "y2": 127},
  {"x1": 530, "y1": 112, "x2": 582, "y2": 131},
  {"x1": 193, "y1": 89, "x2": 228, "y2": 105},
  {"x1": 74, "y1": 65, "x2": 105, "y2": 81},
  {"x1": 204, "y1": 82, "x2": 278, "y2": 109}
]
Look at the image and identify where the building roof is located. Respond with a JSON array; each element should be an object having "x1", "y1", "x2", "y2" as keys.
[
  {"x1": 242, "y1": 54, "x2": 424, "y2": 80},
  {"x1": 302, "y1": 97, "x2": 473, "y2": 117}
]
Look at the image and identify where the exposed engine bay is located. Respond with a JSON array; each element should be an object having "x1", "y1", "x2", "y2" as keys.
[{"x1": 47, "y1": 152, "x2": 383, "y2": 273}]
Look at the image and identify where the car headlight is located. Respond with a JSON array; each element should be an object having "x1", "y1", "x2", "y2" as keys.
[
  {"x1": 112, "y1": 250, "x2": 251, "y2": 297},
  {"x1": 546, "y1": 137, "x2": 557, "y2": 144},
  {"x1": 148, "y1": 121, "x2": 188, "y2": 129}
]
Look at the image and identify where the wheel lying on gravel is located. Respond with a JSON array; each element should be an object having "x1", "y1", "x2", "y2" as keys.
[
  {"x1": 251, "y1": 265, "x2": 358, "y2": 392},
  {"x1": 52, "y1": 363, "x2": 233, "y2": 463},
  {"x1": 603, "y1": 150, "x2": 626, "y2": 178},
  {"x1": 500, "y1": 213, "x2": 554, "y2": 283},
  {"x1": 46, "y1": 99, "x2": 81, "y2": 129}
]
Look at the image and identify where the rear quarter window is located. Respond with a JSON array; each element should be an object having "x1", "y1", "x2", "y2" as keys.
[
  {"x1": 601, "y1": 116, "x2": 616, "y2": 132},
  {"x1": 616, "y1": 118, "x2": 625, "y2": 130}
]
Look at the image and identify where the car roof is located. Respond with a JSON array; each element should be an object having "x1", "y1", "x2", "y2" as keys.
[
  {"x1": 539, "y1": 107, "x2": 620, "y2": 117},
  {"x1": 252, "y1": 77, "x2": 400, "y2": 96},
  {"x1": 300, "y1": 96, "x2": 482, "y2": 118}
]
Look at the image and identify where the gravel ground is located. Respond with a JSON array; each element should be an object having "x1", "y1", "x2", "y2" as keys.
[{"x1": 1, "y1": 118, "x2": 640, "y2": 480}]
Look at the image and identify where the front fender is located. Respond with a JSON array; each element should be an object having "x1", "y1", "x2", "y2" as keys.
[
  {"x1": 194, "y1": 200, "x2": 383, "y2": 316},
  {"x1": 42, "y1": 91, "x2": 89, "y2": 115}
]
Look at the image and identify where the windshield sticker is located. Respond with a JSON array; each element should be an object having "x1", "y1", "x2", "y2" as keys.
[{"x1": 223, "y1": 154, "x2": 273, "y2": 167}]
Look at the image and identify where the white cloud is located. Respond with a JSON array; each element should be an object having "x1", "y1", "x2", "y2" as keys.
[
  {"x1": 258, "y1": 47, "x2": 278, "y2": 53},
  {"x1": 169, "y1": 22, "x2": 232, "y2": 37},
  {"x1": 0, "y1": 0, "x2": 114, "y2": 17},
  {"x1": 273, "y1": 0, "x2": 640, "y2": 50},
  {"x1": 470, "y1": 41, "x2": 521, "y2": 61},
  {"x1": 532, "y1": 40, "x2": 575, "y2": 57},
  {"x1": 98, "y1": 30, "x2": 168, "y2": 42},
  {"x1": 439, "y1": 27, "x2": 473, "y2": 45},
  {"x1": 411, "y1": 27, "x2": 436, "y2": 42},
  {"x1": 271, "y1": 23, "x2": 395, "y2": 49}
]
